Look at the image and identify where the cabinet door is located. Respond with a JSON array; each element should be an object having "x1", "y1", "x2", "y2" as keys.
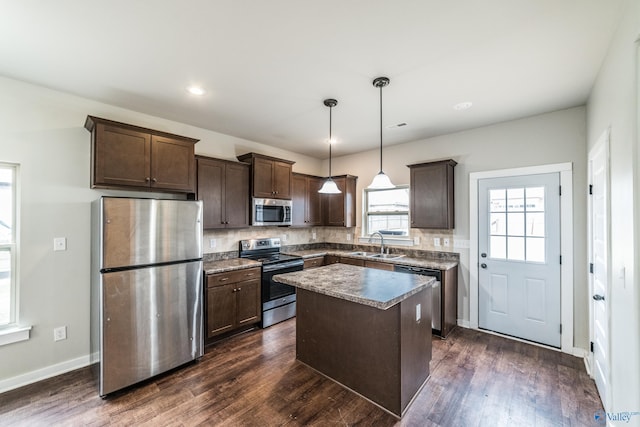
[
  {"x1": 206, "y1": 282, "x2": 236, "y2": 338},
  {"x1": 364, "y1": 260, "x2": 395, "y2": 271},
  {"x1": 324, "y1": 255, "x2": 340, "y2": 265},
  {"x1": 151, "y1": 135, "x2": 196, "y2": 193},
  {"x1": 253, "y1": 157, "x2": 275, "y2": 197},
  {"x1": 197, "y1": 158, "x2": 225, "y2": 229},
  {"x1": 273, "y1": 161, "x2": 292, "y2": 199},
  {"x1": 340, "y1": 257, "x2": 365, "y2": 267},
  {"x1": 94, "y1": 123, "x2": 151, "y2": 188},
  {"x1": 410, "y1": 161, "x2": 455, "y2": 229},
  {"x1": 225, "y1": 162, "x2": 250, "y2": 228},
  {"x1": 324, "y1": 177, "x2": 346, "y2": 226},
  {"x1": 306, "y1": 177, "x2": 323, "y2": 225},
  {"x1": 235, "y1": 279, "x2": 261, "y2": 326},
  {"x1": 303, "y1": 257, "x2": 325, "y2": 269},
  {"x1": 291, "y1": 174, "x2": 307, "y2": 226}
]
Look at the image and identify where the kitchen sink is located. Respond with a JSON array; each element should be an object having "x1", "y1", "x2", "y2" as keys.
[
  {"x1": 368, "y1": 253, "x2": 406, "y2": 260},
  {"x1": 347, "y1": 251, "x2": 371, "y2": 257}
]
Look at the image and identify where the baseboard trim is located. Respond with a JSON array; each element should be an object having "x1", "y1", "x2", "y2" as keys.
[
  {"x1": 0, "y1": 354, "x2": 92, "y2": 394},
  {"x1": 457, "y1": 319, "x2": 470, "y2": 328}
]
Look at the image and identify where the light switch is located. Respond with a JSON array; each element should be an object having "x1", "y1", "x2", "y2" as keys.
[
  {"x1": 209, "y1": 239, "x2": 216, "y2": 249},
  {"x1": 433, "y1": 237, "x2": 441, "y2": 247},
  {"x1": 53, "y1": 237, "x2": 67, "y2": 251}
]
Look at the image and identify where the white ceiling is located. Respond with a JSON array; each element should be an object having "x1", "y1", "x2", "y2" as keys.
[{"x1": 0, "y1": 0, "x2": 626, "y2": 159}]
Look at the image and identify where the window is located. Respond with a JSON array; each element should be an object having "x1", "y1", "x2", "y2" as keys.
[
  {"x1": 364, "y1": 186, "x2": 409, "y2": 237},
  {"x1": 0, "y1": 163, "x2": 17, "y2": 327},
  {"x1": 489, "y1": 186, "x2": 545, "y2": 262}
]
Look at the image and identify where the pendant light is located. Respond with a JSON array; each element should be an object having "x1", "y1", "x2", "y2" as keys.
[
  {"x1": 318, "y1": 98, "x2": 342, "y2": 194},
  {"x1": 368, "y1": 76, "x2": 395, "y2": 189}
]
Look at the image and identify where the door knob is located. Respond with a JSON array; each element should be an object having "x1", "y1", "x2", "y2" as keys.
[
  {"x1": 592, "y1": 294, "x2": 605, "y2": 301},
  {"x1": 481, "y1": 253, "x2": 487, "y2": 258},
  {"x1": 481, "y1": 263, "x2": 487, "y2": 269}
]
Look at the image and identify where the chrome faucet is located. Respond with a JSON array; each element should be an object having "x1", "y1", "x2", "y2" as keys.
[{"x1": 368, "y1": 232, "x2": 385, "y2": 254}]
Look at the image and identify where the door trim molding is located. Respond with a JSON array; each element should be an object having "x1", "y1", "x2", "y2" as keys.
[{"x1": 469, "y1": 162, "x2": 574, "y2": 353}]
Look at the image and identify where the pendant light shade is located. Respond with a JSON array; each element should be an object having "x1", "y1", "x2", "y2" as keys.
[
  {"x1": 368, "y1": 77, "x2": 395, "y2": 189},
  {"x1": 318, "y1": 99, "x2": 342, "y2": 194}
]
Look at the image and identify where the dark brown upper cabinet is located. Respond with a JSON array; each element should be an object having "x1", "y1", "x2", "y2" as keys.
[
  {"x1": 408, "y1": 159, "x2": 457, "y2": 229},
  {"x1": 85, "y1": 116, "x2": 198, "y2": 193},
  {"x1": 323, "y1": 175, "x2": 357, "y2": 227},
  {"x1": 237, "y1": 153, "x2": 294, "y2": 199},
  {"x1": 292, "y1": 173, "x2": 324, "y2": 227},
  {"x1": 196, "y1": 156, "x2": 250, "y2": 229}
]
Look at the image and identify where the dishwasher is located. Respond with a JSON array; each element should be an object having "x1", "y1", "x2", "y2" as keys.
[{"x1": 394, "y1": 265, "x2": 442, "y2": 332}]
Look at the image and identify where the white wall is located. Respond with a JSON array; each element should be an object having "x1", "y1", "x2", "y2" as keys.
[
  {"x1": 0, "y1": 75, "x2": 322, "y2": 389},
  {"x1": 327, "y1": 106, "x2": 589, "y2": 347},
  {"x1": 587, "y1": 0, "x2": 640, "y2": 416}
]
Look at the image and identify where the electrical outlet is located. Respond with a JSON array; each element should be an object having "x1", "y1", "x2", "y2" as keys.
[
  {"x1": 413, "y1": 236, "x2": 420, "y2": 245},
  {"x1": 282, "y1": 234, "x2": 288, "y2": 242},
  {"x1": 433, "y1": 237, "x2": 441, "y2": 247},
  {"x1": 54, "y1": 326, "x2": 67, "y2": 341},
  {"x1": 53, "y1": 237, "x2": 67, "y2": 251},
  {"x1": 443, "y1": 238, "x2": 450, "y2": 246},
  {"x1": 346, "y1": 233, "x2": 352, "y2": 241},
  {"x1": 209, "y1": 238, "x2": 216, "y2": 249},
  {"x1": 312, "y1": 231, "x2": 317, "y2": 240}
]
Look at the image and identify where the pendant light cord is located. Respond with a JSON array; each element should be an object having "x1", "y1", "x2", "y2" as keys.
[
  {"x1": 329, "y1": 104, "x2": 333, "y2": 178},
  {"x1": 379, "y1": 83, "x2": 383, "y2": 173}
]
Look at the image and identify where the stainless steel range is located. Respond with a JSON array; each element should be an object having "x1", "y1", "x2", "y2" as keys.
[{"x1": 239, "y1": 238, "x2": 303, "y2": 327}]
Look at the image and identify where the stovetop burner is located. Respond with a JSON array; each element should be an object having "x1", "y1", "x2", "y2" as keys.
[{"x1": 238, "y1": 237, "x2": 303, "y2": 266}]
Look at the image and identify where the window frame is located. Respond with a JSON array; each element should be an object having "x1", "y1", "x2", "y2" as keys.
[
  {"x1": 0, "y1": 162, "x2": 18, "y2": 329},
  {"x1": 362, "y1": 185, "x2": 410, "y2": 238}
]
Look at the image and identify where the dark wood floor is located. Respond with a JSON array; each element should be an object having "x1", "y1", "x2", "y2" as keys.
[{"x1": 0, "y1": 320, "x2": 602, "y2": 426}]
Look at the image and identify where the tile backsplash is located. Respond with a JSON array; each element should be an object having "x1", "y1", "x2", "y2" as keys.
[{"x1": 203, "y1": 226, "x2": 463, "y2": 259}]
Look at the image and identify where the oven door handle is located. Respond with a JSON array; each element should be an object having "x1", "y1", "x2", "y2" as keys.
[{"x1": 263, "y1": 260, "x2": 304, "y2": 273}]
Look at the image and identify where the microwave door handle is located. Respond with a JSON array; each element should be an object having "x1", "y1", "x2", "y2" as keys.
[{"x1": 280, "y1": 206, "x2": 286, "y2": 222}]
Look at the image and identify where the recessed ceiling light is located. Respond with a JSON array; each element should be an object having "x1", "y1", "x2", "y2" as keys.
[
  {"x1": 187, "y1": 86, "x2": 206, "y2": 96},
  {"x1": 453, "y1": 101, "x2": 473, "y2": 111}
]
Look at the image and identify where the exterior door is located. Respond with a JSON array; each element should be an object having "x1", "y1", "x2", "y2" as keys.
[
  {"x1": 588, "y1": 134, "x2": 609, "y2": 409},
  {"x1": 478, "y1": 173, "x2": 561, "y2": 347}
]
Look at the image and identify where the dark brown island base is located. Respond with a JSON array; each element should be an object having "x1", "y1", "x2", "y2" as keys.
[{"x1": 273, "y1": 263, "x2": 435, "y2": 418}]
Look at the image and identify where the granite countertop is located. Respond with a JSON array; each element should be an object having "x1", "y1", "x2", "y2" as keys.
[
  {"x1": 203, "y1": 258, "x2": 261, "y2": 275},
  {"x1": 273, "y1": 263, "x2": 435, "y2": 310},
  {"x1": 282, "y1": 249, "x2": 458, "y2": 271}
]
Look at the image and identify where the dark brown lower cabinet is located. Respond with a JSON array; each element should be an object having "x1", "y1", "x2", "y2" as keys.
[
  {"x1": 303, "y1": 257, "x2": 325, "y2": 269},
  {"x1": 205, "y1": 267, "x2": 261, "y2": 339}
]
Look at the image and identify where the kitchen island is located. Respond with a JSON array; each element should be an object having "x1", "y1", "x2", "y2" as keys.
[{"x1": 273, "y1": 263, "x2": 434, "y2": 418}]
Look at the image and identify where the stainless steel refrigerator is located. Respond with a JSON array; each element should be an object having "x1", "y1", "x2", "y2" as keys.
[{"x1": 91, "y1": 197, "x2": 204, "y2": 396}]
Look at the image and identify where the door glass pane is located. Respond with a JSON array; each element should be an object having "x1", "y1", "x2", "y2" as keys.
[
  {"x1": 507, "y1": 237, "x2": 525, "y2": 261},
  {"x1": 507, "y1": 213, "x2": 525, "y2": 236},
  {"x1": 526, "y1": 237, "x2": 545, "y2": 263},
  {"x1": 507, "y1": 188, "x2": 524, "y2": 212},
  {"x1": 490, "y1": 189, "x2": 506, "y2": 212},
  {"x1": 490, "y1": 236, "x2": 506, "y2": 259},
  {"x1": 490, "y1": 213, "x2": 506, "y2": 235},
  {"x1": 527, "y1": 212, "x2": 545, "y2": 237},
  {"x1": 0, "y1": 249, "x2": 10, "y2": 325},
  {"x1": 525, "y1": 187, "x2": 545, "y2": 211}
]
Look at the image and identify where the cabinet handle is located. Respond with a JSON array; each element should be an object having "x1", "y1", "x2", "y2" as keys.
[
  {"x1": 152, "y1": 178, "x2": 157, "y2": 183},
  {"x1": 145, "y1": 177, "x2": 150, "y2": 182},
  {"x1": 220, "y1": 277, "x2": 229, "y2": 282},
  {"x1": 232, "y1": 288, "x2": 237, "y2": 293},
  {"x1": 237, "y1": 287, "x2": 241, "y2": 291}
]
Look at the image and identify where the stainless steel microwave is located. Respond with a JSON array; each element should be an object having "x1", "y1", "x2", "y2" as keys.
[{"x1": 252, "y1": 198, "x2": 292, "y2": 226}]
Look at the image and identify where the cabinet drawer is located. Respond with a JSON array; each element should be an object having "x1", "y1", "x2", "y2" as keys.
[
  {"x1": 304, "y1": 257, "x2": 324, "y2": 269},
  {"x1": 207, "y1": 267, "x2": 261, "y2": 287}
]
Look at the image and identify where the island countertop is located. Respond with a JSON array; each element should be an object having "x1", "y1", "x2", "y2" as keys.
[{"x1": 273, "y1": 263, "x2": 434, "y2": 310}]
